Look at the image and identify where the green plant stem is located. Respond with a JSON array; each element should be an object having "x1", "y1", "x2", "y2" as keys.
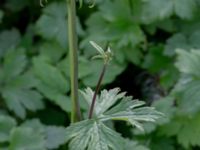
[
  {"x1": 66, "y1": 0, "x2": 82, "y2": 122},
  {"x1": 88, "y1": 64, "x2": 107, "y2": 119}
]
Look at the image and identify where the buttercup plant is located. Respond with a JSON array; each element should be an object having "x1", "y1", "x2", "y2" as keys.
[
  {"x1": 65, "y1": 0, "x2": 163, "y2": 149},
  {"x1": 65, "y1": 41, "x2": 163, "y2": 149},
  {"x1": 1, "y1": 0, "x2": 200, "y2": 149}
]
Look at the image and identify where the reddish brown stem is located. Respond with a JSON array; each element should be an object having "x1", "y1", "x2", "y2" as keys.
[{"x1": 88, "y1": 64, "x2": 107, "y2": 119}]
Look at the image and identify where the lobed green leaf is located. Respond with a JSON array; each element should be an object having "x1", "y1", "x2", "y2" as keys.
[
  {"x1": 0, "y1": 115, "x2": 16, "y2": 142},
  {"x1": 65, "y1": 119, "x2": 124, "y2": 150},
  {"x1": 80, "y1": 88, "x2": 163, "y2": 131},
  {"x1": 175, "y1": 49, "x2": 200, "y2": 77}
]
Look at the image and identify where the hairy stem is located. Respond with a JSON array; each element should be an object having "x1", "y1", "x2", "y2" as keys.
[
  {"x1": 67, "y1": 0, "x2": 82, "y2": 122},
  {"x1": 88, "y1": 64, "x2": 107, "y2": 119}
]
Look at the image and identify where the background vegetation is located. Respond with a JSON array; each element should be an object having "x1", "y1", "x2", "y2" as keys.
[{"x1": 1, "y1": 0, "x2": 200, "y2": 149}]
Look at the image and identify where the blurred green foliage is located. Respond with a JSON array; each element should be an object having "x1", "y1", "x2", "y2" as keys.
[{"x1": 1, "y1": 0, "x2": 200, "y2": 149}]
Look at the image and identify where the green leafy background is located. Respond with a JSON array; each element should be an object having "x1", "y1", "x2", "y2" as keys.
[{"x1": 1, "y1": 0, "x2": 200, "y2": 149}]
